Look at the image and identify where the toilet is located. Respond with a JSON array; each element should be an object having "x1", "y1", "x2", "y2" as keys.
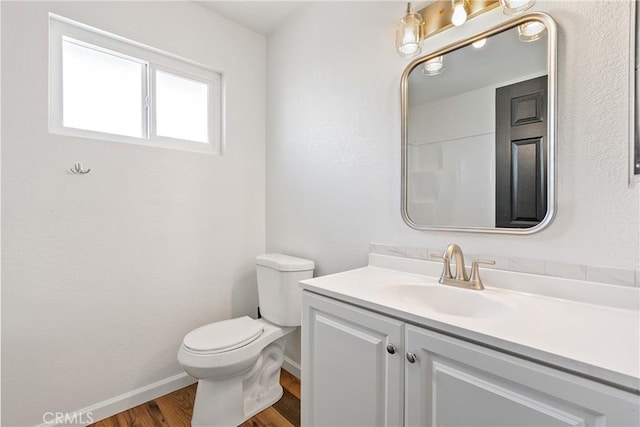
[{"x1": 178, "y1": 253, "x2": 314, "y2": 427}]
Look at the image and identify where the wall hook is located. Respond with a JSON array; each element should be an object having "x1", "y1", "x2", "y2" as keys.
[{"x1": 69, "y1": 163, "x2": 91, "y2": 175}]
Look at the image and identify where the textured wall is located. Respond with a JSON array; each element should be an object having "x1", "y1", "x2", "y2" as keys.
[
  {"x1": 266, "y1": 1, "x2": 640, "y2": 361},
  {"x1": 1, "y1": 2, "x2": 266, "y2": 425},
  {"x1": 267, "y1": 0, "x2": 639, "y2": 273}
]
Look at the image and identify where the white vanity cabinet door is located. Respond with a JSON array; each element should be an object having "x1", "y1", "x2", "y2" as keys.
[
  {"x1": 405, "y1": 325, "x2": 640, "y2": 427},
  {"x1": 302, "y1": 292, "x2": 404, "y2": 427}
]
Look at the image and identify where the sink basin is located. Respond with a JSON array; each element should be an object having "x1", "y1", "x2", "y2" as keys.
[{"x1": 378, "y1": 284, "x2": 512, "y2": 318}]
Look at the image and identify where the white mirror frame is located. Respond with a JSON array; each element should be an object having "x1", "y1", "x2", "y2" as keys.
[{"x1": 400, "y1": 12, "x2": 557, "y2": 234}]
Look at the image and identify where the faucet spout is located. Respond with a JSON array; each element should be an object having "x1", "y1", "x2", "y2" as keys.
[
  {"x1": 444, "y1": 243, "x2": 469, "y2": 281},
  {"x1": 433, "y1": 244, "x2": 493, "y2": 290}
]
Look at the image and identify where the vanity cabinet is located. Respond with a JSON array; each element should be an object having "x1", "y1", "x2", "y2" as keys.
[
  {"x1": 405, "y1": 325, "x2": 639, "y2": 426},
  {"x1": 302, "y1": 292, "x2": 640, "y2": 427},
  {"x1": 301, "y1": 291, "x2": 404, "y2": 426}
]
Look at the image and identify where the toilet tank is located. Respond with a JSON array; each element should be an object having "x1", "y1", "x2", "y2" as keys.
[{"x1": 256, "y1": 254, "x2": 314, "y2": 327}]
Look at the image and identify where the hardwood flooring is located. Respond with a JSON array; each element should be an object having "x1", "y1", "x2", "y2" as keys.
[{"x1": 90, "y1": 370, "x2": 300, "y2": 427}]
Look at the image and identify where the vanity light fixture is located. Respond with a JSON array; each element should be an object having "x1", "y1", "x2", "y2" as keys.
[
  {"x1": 400, "y1": 1, "x2": 499, "y2": 50},
  {"x1": 518, "y1": 20, "x2": 546, "y2": 42},
  {"x1": 451, "y1": 0, "x2": 470, "y2": 26},
  {"x1": 500, "y1": 0, "x2": 536, "y2": 15},
  {"x1": 396, "y1": 0, "x2": 537, "y2": 57},
  {"x1": 422, "y1": 56, "x2": 445, "y2": 76},
  {"x1": 396, "y1": 2, "x2": 424, "y2": 59}
]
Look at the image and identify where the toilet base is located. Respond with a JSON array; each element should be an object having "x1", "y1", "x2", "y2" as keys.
[{"x1": 191, "y1": 336, "x2": 289, "y2": 427}]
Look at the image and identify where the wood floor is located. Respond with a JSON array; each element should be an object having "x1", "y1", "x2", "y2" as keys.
[{"x1": 89, "y1": 370, "x2": 300, "y2": 427}]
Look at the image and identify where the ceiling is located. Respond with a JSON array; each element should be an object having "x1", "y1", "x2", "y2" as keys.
[
  {"x1": 195, "y1": 1, "x2": 433, "y2": 36},
  {"x1": 195, "y1": 1, "x2": 308, "y2": 35},
  {"x1": 408, "y1": 26, "x2": 547, "y2": 105},
  {"x1": 195, "y1": 1, "x2": 547, "y2": 105}
]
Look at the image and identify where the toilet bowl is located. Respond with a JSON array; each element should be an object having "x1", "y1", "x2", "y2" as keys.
[
  {"x1": 178, "y1": 317, "x2": 295, "y2": 426},
  {"x1": 178, "y1": 254, "x2": 314, "y2": 427}
]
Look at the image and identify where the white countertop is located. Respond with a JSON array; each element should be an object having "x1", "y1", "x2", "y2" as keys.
[{"x1": 299, "y1": 254, "x2": 640, "y2": 393}]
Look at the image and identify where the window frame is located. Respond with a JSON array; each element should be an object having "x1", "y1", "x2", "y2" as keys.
[
  {"x1": 49, "y1": 14, "x2": 223, "y2": 155},
  {"x1": 150, "y1": 65, "x2": 219, "y2": 147},
  {"x1": 58, "y1": 35, "x2": 150, "y2": 140}
]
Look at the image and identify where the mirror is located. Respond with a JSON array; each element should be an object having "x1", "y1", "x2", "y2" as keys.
[{"x1": 401, "y1": 13, "x2": 556, "y2": 234}]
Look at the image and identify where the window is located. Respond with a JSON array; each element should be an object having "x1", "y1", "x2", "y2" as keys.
[
  {"x1": 62, "y1": 38, "x2": 146, "y2": 138},
  {"x1": 155, "y1": 70, "x2": 209, "y2": 143},
  {"x1": 49, "y1": 15, "x2": 222, "y2": 154}
]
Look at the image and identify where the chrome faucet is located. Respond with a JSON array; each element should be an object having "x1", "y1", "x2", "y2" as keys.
[{"x1": 431, "y1": 244, "x2": 495, "y2": 290}]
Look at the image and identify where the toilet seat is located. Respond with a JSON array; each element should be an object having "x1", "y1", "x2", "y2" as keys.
[{"x1": 183, "y1": 316, "x2": 264, "y2": 354}]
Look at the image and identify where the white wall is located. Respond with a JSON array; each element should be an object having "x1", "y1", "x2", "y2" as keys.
[
  {"x1": 409, "y1": 85, "x2": 496, "y2": 146},
  {"x1": 267, "y1": 1, "x2": 640, "y2": 361},
  {"x1": 1, "y1": 2, "x2": 266, "y2": 425},
  {"x1": 408, "y1": 85, "x2": 497, "y2": 227},
  {"x1": 408, "y1": 135, "x2": 495, "y2": 227}
]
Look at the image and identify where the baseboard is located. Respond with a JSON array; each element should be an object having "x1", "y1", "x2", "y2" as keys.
[
  {"x1": 38, "y1": 372, "x2": 196, "y2": 427},
  {"x1": 282, "y1": 355, "x2": 300, "y2": 379}
]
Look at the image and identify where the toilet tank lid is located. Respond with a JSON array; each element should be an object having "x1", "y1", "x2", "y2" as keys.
[{"x1": 256, "y1": 253, "x2": 314, "y2": 271}]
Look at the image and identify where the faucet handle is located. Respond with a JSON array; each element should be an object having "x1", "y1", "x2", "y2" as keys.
[
  {"x1": 473, "y1": 259, "x2": 496, "y2": 266},
  {"x1": 469, "y1": 259, "x2": 495, "y2": 290},
  {"x1": 430, "y1": 253, "x2": 453, "y2": 279}
]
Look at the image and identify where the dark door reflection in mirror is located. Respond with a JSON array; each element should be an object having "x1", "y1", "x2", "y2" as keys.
[
  {"x1": 495, "y1": 75, "x2": 547, "y2": 228},
  {"x1": 402, "y1": 15, "x2": 555, "y2": 232}
]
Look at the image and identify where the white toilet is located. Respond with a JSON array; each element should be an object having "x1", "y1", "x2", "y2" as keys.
[{"x1": 178, "y1": 253, "x2": 314, "y2": 427}]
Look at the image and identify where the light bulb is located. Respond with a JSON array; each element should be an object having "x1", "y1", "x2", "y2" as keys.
[
  {"x1": 422, "y1": 56, "x2": 444, "y2": 76},
  {"x1": 451, "y1": 3, "x2": 468, "y2": 26},
  {"x1": 396, "y1": 6, "x2": 424, "y2": 58},
  {"x1": 500, "y1": 0, "x2": 535, "y2": 15},
  {"x1": 472, "y1": 38, "x2": 487, "y2": 48},
  {"x1": 398, "y1": 25, "x2": 420, "y2": 56},
  {"x1": 518, "y1": 21, "x2": 546, "y2": 42},
  {"x1": 402, "y1": 27, "x2": 417, "y2": 46}
]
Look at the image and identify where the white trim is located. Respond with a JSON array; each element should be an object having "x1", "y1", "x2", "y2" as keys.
[
  {"x1": 283, "y1": 355, "x2": 301, "y2": 379},
  {"x1": 37, "y1": 372, "x2": 196, "y2": 427},
  {"x1": 49, "y1": 13, "x2": 222, "y2": 76}
]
